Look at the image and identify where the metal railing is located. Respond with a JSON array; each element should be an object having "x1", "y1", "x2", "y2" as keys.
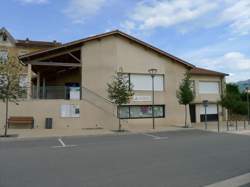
[{"x1": 30, "y1": 85, "x2": 117, "y2": 117}]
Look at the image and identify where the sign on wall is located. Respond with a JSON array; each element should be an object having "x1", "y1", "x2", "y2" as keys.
[
  {"x1": 60, "y1": 104, "x2": 80, "y2": 118},
  {"x1": 133, "y1": 95, "x2": 152, "y2": 102}
]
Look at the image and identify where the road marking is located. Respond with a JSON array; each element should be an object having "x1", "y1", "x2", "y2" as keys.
[
  {"x1": 204, "y1": 173, "x2": 250, "y2": 187},
  {"x1": 52, "y1": 138, "x2": 77, "y2": 148},
  {"x1": 58, "y1": 138, "x2": 66, "y2": 147},
  {"x1": 142, "y1": 133, "x2": 168, "y2": 140}
]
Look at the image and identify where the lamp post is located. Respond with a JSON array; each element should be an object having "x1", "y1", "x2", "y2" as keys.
[
  {"x1": 203, "y1": 100, "x2": 208, "y2": 130},
  {"x1": 246, "y1": 86, "x2": 250, "y2": 125},
  {"x1": 148, "y1": 68, "x2": 158, "y2": 129}
]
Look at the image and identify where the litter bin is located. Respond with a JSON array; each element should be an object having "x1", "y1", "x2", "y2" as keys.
[{"x1": 45, "y1": 118, "x2": 53, "y2": 129}]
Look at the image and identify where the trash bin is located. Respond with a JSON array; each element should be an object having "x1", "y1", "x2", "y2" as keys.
[{"x1": 45, "y1": 118, "x2": 53, "y2": 129}]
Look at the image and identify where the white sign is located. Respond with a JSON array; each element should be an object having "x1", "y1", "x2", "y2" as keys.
[
  {"x1": 61, "y1": 104, "x2": 80, "y2": 118},
  {"x1": 133, "y1": 95, "x2": 152, "y2": 102},
  {"x1": 70, "y1": 87, "x2": 80, "y2": 100}
]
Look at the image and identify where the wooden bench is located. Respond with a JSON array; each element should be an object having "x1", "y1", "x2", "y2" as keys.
[{"x1": 8, "y1": 116, "x2": 34, "y2": 129}]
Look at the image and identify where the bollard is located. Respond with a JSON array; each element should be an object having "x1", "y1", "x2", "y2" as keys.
[
  {"x1": 244, "y1": 120, "x2": 246, "y2": 130},
  {"x1": 217, "y1": 119, "x2": 220, "y2": 133},
  {"x1": 227, "y1": 120, "x2": 229, "y2": 131},
  {"x1": 235, "y1": 120, "x2": 238, "y2": 131}
]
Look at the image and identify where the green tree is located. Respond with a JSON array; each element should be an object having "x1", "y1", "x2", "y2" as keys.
[
  {"x1": 220, "y1": 83, "x2": 248, "y2": 120},
  {"x1": 177, "y1": 71, "x2": 195, "y2": 128},
  {"x1": 107, "y1": 72, "x2": 134, "y2": 131},
  {"x1": 0, "y1": 57, "x2": 24, "y2": 137}
]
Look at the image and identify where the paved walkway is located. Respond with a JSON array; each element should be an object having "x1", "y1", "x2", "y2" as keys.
[
  {"x1": 191, "y1": 121, "x2": 250, "y2": 135},
  {"x1": 1, "y1": 121, "x2": 249, "y2": 140},
  {"x1": 0, "y1": 125, "x2": 186, "y2": 140}
]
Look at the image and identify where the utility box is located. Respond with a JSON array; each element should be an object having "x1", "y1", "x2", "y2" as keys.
[{"x1": 45, "y1": 118, "x2": 53, "y2": 129}]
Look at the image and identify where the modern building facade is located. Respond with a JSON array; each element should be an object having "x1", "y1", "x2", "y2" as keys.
[{"x1": 0, "y1": 30, "x2": 228, "y2": 130}]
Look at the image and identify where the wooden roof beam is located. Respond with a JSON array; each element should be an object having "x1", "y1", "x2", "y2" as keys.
[{"x1": 28, "y1": 61, "x2": 81, "y2": 67}]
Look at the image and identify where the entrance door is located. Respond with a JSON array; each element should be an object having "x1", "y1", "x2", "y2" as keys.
[{"x1": 189, "y1": 104, "x2": 196, "y2": 123}]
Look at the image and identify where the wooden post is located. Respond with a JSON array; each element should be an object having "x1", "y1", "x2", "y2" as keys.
[
  {"x1": 27, "y1": 64, "x2": 32, "y2": 100},
  {"x1": 36, "y1": 72, "x2": 40, "y2": 99},
  {"x1": 42, "y1": 77, "x2": 46, "y2": 99}
]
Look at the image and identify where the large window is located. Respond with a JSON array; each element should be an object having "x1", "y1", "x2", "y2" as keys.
[
  {"x1": 19, "y1": 75, "x2": 28, "y2": 88},
  {"x1": 128, "y1": 74, "x2": 164, "y2": 91},
  {"x1": 119, "y1": 105, "x2": 165, "y2": 119},
  {"x1": 0, "y1": 51, "x2": 8, "y2": 63},
  {"x1": 199, "y1": 81, "x2": 219, "y2": 94}
]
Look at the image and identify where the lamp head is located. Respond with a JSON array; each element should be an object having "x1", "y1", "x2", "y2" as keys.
[{"x1": 148, "y1": 68, "x2": 158, "y2": 75}]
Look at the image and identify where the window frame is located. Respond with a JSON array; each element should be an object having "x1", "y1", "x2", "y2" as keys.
[
  {"x1": 123, "y1": 73, "x2": 165, "y2": 92},
  {"x1": 118, "y1": 105, "x2": 165, "y2": 119},
  {"x1": 0, "y1": 50, "x2": 8, "y2": 63},
  {"x1": 198, "y1": 81, "x2": 220, "y2": 94}
]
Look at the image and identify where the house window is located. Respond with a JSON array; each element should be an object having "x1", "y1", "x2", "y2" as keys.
[
  {"x1": 199, "y1": 81, "x2": 219, "y2": 94},
  {"x1": 19, "y1": 75, "x2": 28, "y2": 88},
  {"x1": 0, "y1": 51, "x2": 8, "y2": 63},
  {"x1": 0, "y1": 74, "x2": 7, "y2": 87},
  {"x1": 0, "y1": 33, "x2": 7, "y2": 42},
  {"x1": 126, "y1": 74, "x2": 164, "y2": 91},
  {"x1": 200, "y1": 104, "x2": 218, "y2": 122},
  {"x1": 119, "y1": 105, "x2": 165, "y2": 119}
]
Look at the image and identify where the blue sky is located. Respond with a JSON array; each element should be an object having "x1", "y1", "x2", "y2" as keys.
[{"x1": 1, "y1": 0, "x2": 250, "y2": 82}]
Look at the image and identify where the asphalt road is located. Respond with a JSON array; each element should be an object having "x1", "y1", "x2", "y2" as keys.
[{"x1": 0, "y1": 130, "x2": 250, "y2": 187}]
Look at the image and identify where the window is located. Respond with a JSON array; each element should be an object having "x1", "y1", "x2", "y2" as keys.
[
  {"x1": 199, "y1": 81, "x2": 219, "y2": 94},
  {"x1": 200, "y1": 104, "x2": 217, "y2": 114},
  {"x1": 119, "y1": 105, "x2": 165, "y2": 119},
  {"x1": 0, "y1": 74, "x2": 7, "y2": 87},
  {"x1": 0, "y1": 33, "x2": 7, "y2": 42},
  {"x1": 128, "y1": 74, "x2": 164, "y2": 91},
  {"x1": 19, "y1": 75, "x2": 28, "y2": 88},
  {"x1": 0, "y1": 51, "x2": 8, "y2": 63}
]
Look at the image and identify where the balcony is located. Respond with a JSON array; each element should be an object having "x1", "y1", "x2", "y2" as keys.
[{"x1": 32, "y1": 86, "x2": 80, "y2": 100}]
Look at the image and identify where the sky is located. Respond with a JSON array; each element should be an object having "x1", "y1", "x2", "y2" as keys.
[{"x1": 1, "y1": 0, "x2": 250, "y2": 82}]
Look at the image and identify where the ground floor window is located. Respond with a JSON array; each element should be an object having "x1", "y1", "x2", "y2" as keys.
[{"x1": 119, "y1": 105, "x2": 165, "y2": 119}]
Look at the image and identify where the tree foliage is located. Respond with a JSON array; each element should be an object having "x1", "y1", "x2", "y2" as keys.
[
  {"x1": 107, "y1": 72, "x2": 134, "y2": 131},
  {"x1": 220, "y1": 83, "x2": 248, "y2": 118},
  {"x1": 107, "y1": 72, "x2": 134, "y2": 106},
  {"x1": 0, "y1": 57, "x2": 24, "y2": 102},
  {"x1": 177, "y1": 71, "x2": 195, "y2": 105},
  {"x1": 0, "y1": 57, "x2": 24, "y2": 137},
  {"x1": 176, "y1": 71, "x2": 195, "y2": 127}
]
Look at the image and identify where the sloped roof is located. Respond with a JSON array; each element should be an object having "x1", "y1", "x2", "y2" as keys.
[
  {"x1": 19, "y1": 30, "x2": 195, "y2": 68},
  {"x1": 16, "y1": 39, "x2": 61, "y2": 47},
  {"x1": 190, "y1": 67, "x2": 228, "y2": 77},
  {"x1": 0, "y1": 27, "x2": 61, "y2": 48}
]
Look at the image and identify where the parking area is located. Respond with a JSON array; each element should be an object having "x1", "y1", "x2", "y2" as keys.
[{"x1": 1, "y1": 129, "x2": 250, "y2": 187}]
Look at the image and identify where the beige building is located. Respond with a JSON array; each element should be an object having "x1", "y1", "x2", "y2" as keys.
[
  {"x1": 0, "y1": 30, "x2": 228, "y2": 130},
  {"x1": 0, "y1": 27, "x2": 61, "y2": 72}
]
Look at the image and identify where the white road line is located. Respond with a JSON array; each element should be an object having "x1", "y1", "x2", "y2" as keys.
[
  {"x1": 142, "y1": 133, "x2": 168, "y2": 140},
  {"x1": 58, "y1": 138, "x2": 66, "y2": 147},
  {"x1": 204, "y1": 173, "x2": 250, "y2": 187},
  {"x1": 52, "y1": 138, "x2": 77, "y2": 148}
]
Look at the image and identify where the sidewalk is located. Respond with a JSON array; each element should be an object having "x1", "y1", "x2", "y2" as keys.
[
  {"x1": 0, "y1": 125, "x2": 186, "y2": 141},
  {"x1": 191, "y1": 121, "x2": 250, "y2": 135}
]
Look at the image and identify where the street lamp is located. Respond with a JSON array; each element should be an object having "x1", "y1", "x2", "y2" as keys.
[
  {"x1": 202, "y1": 100, "x2": 208, "y2": 130},
  {"x1": 148, "y1": 68, "x2": 158, "y2": 129},
  {"x1": 245, "y1": 87, "x2": 250, "y2": 125}
]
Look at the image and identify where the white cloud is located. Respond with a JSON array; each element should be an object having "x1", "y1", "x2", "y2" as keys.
[
  {"x1": 122, "y1": 0, "x2": 218, "y2": 31},
  {"x1": 188, "y1": 51, "x2": 250, "y2": 82},
  {"x1": 121, "y1": 0, "x2": 250, "y2": 36},
  {"x1": 17, "y1": 0, "x2": 48, "y2": 4},
  {"x1": 64, "y1": 0, "x2": 107, "y2": 24},
  {"x1": 219, "y1": 0, "x2": 250, "y2": 35}
]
